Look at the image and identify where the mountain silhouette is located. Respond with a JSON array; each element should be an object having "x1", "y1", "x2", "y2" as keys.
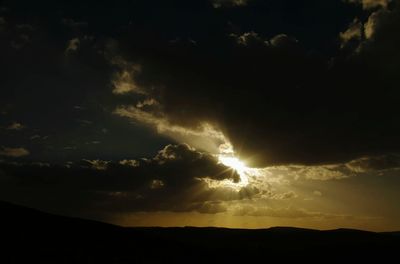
[{"x1": 1, "y1": 200, "x2": 399, "y2": 263}]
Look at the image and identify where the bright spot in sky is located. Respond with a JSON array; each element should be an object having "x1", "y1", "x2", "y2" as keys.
[
  {"x1": 219, "y1": 156, "x2": 246, "y2": 173},
  {"x1": 218, "y1": 156, "x2": 249, "y2": 186}
]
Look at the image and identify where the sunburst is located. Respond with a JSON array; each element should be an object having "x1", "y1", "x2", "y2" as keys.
[{"x1": 218, "y1": 155, "x2": 249, "y2": 186}]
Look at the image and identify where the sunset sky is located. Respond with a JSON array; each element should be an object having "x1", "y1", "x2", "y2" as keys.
[{"x1": 1, "y1": 0, "x2": 400, "y2": 231}]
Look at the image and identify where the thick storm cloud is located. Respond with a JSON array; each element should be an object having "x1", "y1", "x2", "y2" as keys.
[
  {"x1": 1, "y1": 0, "x2": 399, "y2": 167},
  {"x1": 0, "y1": 144, "x2": 249, "y2": 214},
  {"x1": 112, "y1": 0, "x2": 400, "y2": 166}
]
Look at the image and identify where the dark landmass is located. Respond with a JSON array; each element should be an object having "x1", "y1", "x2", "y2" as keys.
[{"x1": 1, "y1": 201, "x2": 399, "y2": 263}]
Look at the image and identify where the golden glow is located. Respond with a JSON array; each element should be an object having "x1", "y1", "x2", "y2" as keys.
[
  {"x1": 219, "y1": 156, "x2": 246, "y2": 173},
  {"x1": 218, "y1": 155, "x2": 249, "y2": 186}
]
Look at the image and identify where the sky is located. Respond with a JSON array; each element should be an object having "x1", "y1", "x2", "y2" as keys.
[{"x1": 0, "y1": 0, "x2": 400, "y2": 231}]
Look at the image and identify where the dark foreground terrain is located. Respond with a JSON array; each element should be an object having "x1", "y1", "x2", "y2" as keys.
[{"x1": 1, "y1": 201, "x2": 399, "y2": 263}]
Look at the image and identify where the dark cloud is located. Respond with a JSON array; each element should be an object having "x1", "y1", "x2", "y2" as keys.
[
  {"x1": 340, "y1": 18, "x2": 363, "y2": 47},
  {"x1": 345, "y1": 154, "x2": 400, "y2": 173},
  {"x1": 6, "y1": 122, "x2": 24, "y2": 130},
  {"x1": 0, "y1": 0, "x2": 375, "y2": 165},
  {"x1": 211, "y1": 0, "x2": 249, "y2": 8},
  {"x1": 347, "y1": 0, "x2": 390, "y2": 10},
  {"x1": 65, "y1": 37, "x2": 80, "y2": 54},
  {"x1": 0, "y1": 144, "x2": 250, "y2": 214},
  {"x1": 0, "y1": 147, "x2": 29, "y2": 157},
  {"x1": 109, "y1": 1, "x2": 400, "y2": 166},
  {"x1": 0, "y1": 1, "x2": 399, "y2": 165}
]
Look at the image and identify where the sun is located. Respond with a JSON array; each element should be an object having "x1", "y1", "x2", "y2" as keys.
[
  {"x1": 219, "y1": 156, "x2": 246, "y2": 173},
  {"x1": 218, "y1": 156, "x2": 249, "y2": 186}
]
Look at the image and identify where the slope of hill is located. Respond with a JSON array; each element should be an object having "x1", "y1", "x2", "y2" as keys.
[{"x1": 1, "y1": 201, "x2": 399, "y2": 263}]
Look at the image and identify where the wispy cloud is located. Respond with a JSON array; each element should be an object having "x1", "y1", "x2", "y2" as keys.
[
  {"x1": 6, "y1": 122, "x2": 25, "y2": 130},
  {"x1": 0, "y1": 147, "x2": 30, "y2": 157}
]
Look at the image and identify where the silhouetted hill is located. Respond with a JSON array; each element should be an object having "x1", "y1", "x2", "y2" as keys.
[{"x1": 1, "y1": 201, "x2": 399, "y2": 263}]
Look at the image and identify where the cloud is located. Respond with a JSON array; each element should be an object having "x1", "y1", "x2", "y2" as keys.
[
  {"x1": 30, "y1": 135, "x2": 41, "y2": 140},
  {"x1": 111, "y1": 31, "x2": 330, "y2": 166},
  {"x1": 114, "y1": 105, "x2": 228, "y2": 154},
  {"x1": 110, "y1": 19, "x2": 399, "y2": 167},
  {"x1": 196, "y1": 201, "x2": 227, "y2": 214},
  {"x1": 65, "y1": 38, "x2": 80, "y2": 53},
  {"x1": 344, "y1": 0, "x2": 399, "y2": 43},
  {"x1": 340, "y1": 18, "x2": 363, "y2": 47},
  {"x1": 230, "y1": 31, "x2": 262, "y2": 46},
  {"x1": 259, "y1": 162, "x2": 355, "y2": 182},
  {"x1": 108, "y1": 2, "x2": 400, "y2": 168},
  {"x1": 0, "y1": 144, "x2": 248, "y2": 214},
  {"x1": 114, "y1": 105, "x2": 220, "y2": 139},
  {"x1": 232, "y1": 205, "x2": 345, "y2": 219},
  {"x1": 365, "y1": 11, "x2": 379, "y2": 38},
  {"x1": 0, "y1": 0, "x2": 399, "y2": 229},
  {"x1": 6, "y1": 122, "x2": 25, "y2": 130},
  {"x1": 269, "y1": 34, "x2": 299, "y2": 47},
  {"x1": 82, "y1": 159, "x2": 110, "y2": 170},
  {"x1": 256, "y1": 154, "x2": 400, "y2": 184},
  {"x1": 347, "y1": 0, "x2": 390, "y2": 9},
  {"x1": 298, "y1": 166, "x2": 348, "y2": 181},
  {"x1": 119, "y1": 159, "x2": 140, "y2": 167},
  {"x1": 111, "y1": 58, "x2": 143, "y2": 95},
  {"x1": 0, "y1": 147, "x2": 30, "y2": 157},
  {"x1": 1, "y1": 0, "x2": 400, "y2": 170},
  {"x1": 230, "y1": 32, "x2": 298, "y2": 48},
  {"x1": 362, "y1": 3, "x2": 400, "y2": 41},
  {"x1": 211, "y1": 0, "x2": 249, "y2": 8},
  {"x1": 271, "y1": 191, "x2": 298, "y2": 200},
  {"x1": 345, "y1": 155, "x2": 400, "y2": 172},
  {"x1": 149, "y1": 179, "x2": 164, "y2": 189},
  {"x1": 313, "y1": 190, "x2": 323, "y2": 196}
]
